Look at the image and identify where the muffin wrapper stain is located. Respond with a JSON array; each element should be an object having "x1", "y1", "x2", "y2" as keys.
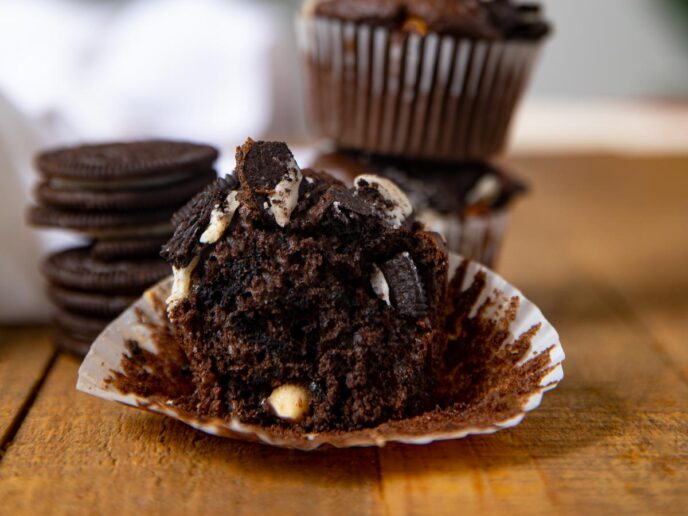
[
  {"x1": 297, "y1": 16, "x2": 542, "y2": 161},
  {"x1": 77, "y1": 254, "x2": 564, "y2": 450}
]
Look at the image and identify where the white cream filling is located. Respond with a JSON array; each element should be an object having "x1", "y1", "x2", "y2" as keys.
[
  {"x1": 266, "y1": 384, "x2": 309, "y2": 422},
  {"x1": 268, "y1": 158, "x2": 303, "y2": 228},
  {"x1": 370, "y1": 264, "x2": 391, "y2": 305},
  {"x1": 354, "y1": 174, "x2": 413, "y2": 228},
  {"x1": 167, "y1": 255, "x2": 200, "y2": 314},
  {"x1": 199, "y1": 191, "x2": 240, "y2": 245},
  {"x1": 466, "y1": 175, "x2": 501, "y2": 206}
]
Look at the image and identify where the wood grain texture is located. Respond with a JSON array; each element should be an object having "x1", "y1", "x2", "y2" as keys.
[
  {"x1": 0, "y1": 156, "x2": 687, "y2": 515},
  {"x1": 0, "y1": 327, "x2": 56, "y2": 452},
  {"x1": 0, "y1": 353, "x2": 384, "y2": 515}
]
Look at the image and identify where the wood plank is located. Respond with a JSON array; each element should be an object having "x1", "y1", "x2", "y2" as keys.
[
  {"x1": 0, "y1": 353, "x2": 384, "y2": 515},
  {"x1": 0, "y1": 327, "x2": 56, "y2": 453}
]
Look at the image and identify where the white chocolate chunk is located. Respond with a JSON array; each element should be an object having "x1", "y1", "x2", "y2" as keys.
[
  {"x1": 466, "y1": 175, "x2": 501, "y2": 206},
  {"x1": 266, "y1": 384, "x2": 309, "y2": 422},
  {"x1": 370, "y1": 264, "x2": 391, "y2": 305},
  {"x1": 167, "y1": 255, "x2": 200, "y2": 313},
  {"x1": 354, "y1": 174, "x2": 413, "y2": 228},
  {"x1": 268, "y1": 158, "x2": 303, "y2": 228},
  {"x1": 199, "y1": 191, "x2": 240, "y2": 244}
]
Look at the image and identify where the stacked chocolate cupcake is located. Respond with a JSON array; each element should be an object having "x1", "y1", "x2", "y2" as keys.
[
  {"x1": 298, "y1": 0, "x2": 550, "y2": 266},
  {"x1": 28, "y1": 140, "x2": 218, "y2": 355}
]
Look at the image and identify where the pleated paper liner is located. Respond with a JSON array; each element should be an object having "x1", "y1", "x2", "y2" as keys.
[
  {"x1": 77, "y1": 254, "x2": 564, "y2": 450},
  {"x1": 297, "y1": 16, "x2": 542, "y2": 161},
  {"x1": 416, "y1": 210, "x2": 509, "y2": 268}
]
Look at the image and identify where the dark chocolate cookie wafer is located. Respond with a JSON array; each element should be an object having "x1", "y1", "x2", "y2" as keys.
[
  {"x1": 54, "y1": 327, "x2": 92, "y2": 357},
  {"x1": 36, "y1": 140, "x2": 219, "y2": 181},
  {"x1": 91, "y1": 236, "x2": 170, "y2": 261},
  {"x1": 42, "y1": 247, "x2": 171, "y2": 294},
  {"x1": 48, "y1": 285, "x2": 137, "y2": 317},
  {"x1": 54, "y1": 308, "x2": 111, "y2": 340},
  {"x1": 35, "y1": 168, "x2": 217, "y2": 211},
  {"x1": 28, "y1": 205, "x2": 175, "y2": 236}
]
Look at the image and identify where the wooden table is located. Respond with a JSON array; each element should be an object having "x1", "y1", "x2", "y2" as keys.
[{"x1": 1, "y1": 155, "x2": 686, "y2": 515}]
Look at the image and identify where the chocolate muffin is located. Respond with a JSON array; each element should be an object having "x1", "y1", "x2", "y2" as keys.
[
  {"x1": 298, "y1": 0, "x2": 550, "y2": 160},
  {"x1": 161, "y1": 139, "x2": 449, "y2": 431},
  {"x1": 311, "y1": 151, "x2": 526, "y2": 266}
]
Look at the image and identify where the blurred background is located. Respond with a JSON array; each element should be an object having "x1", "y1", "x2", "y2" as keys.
[
  {"x1": 1, "y1": 0, "x2": 687, "y2": 321},
  {"x1": 1, "y1": 0, "x2": 687, "y2": 153}
]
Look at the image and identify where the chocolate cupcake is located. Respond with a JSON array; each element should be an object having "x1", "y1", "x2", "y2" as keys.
[
  {"x1": 78, "y1": 139, "x2": 565, "y2": 448},
  {"x1": 311, "y1": 151, "x2": 526, "y2": 267},
  {"x1": 298, "y1": 0, "x2": 550, "y2": 160},
  {"x1": 159, "y1": 139, "x2": 449, "y2": 431}
]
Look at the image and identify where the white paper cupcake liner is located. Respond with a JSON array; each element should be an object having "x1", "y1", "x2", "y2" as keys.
[
  {"x1": 417, "y1": 209, "x2": 509, "y2": 267},
  {"x1": 297, "y1": 16, "x2": 542, "y2": 161},
  {"x1": 77, "y1": 254, "x2": 564, "y2": 450}
]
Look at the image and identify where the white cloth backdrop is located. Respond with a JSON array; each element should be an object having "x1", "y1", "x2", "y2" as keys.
[{"x1": 0, "y1": 0, "x2": 287, "y2": 321}]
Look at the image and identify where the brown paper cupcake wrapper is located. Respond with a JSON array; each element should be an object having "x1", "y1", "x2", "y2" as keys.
[
  {"x1": 77, "y1": 254, "x2": 564, "y2": 450},
  {"x1": 297, "y1": 16, "x2": 541, "y2": 161}
]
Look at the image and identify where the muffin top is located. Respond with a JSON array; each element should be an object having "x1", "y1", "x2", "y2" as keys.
[
  {"x1": 304, "y1": 0, "x2": 550, "y2": 40},
  {"x1": 311, "y1": 151, "x2": 528, "y2": 216}
]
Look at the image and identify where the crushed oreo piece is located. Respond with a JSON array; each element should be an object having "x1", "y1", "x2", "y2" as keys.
[
  {"x1": 354, "y1": 175, "x2": 413, "y2": 228},
  {"x1": 308, "y1": 184, "x2": 375, "y2": 225},
  {"x1": 380, "y1": 252, "x2": 427, "y2": 318},
  {"x1": 161, "y1": 177, "x2": 237, "y2": 268},
  {"x1": 235, "y1": 139, "x2": 303, "y2": 227}
]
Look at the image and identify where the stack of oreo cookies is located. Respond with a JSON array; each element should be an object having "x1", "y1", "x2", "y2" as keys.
[{"x1": 28, "y1": 140, "x2": 218, "y2": 356}]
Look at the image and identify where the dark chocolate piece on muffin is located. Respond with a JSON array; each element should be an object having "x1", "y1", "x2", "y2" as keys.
[
  {"x1": 36, "y1": 140, "x2": 219, "y2": 181},
  {"x1": 42, "y1": 247, "x2": 171, "y2": 295},
  {"x1": 234, "y1": 139, "x2": 304, "y2": 227},
  {"x1": 309, "y1": 0, "x2": 550, "y2": 40},
  {"x1": 162, "y1": 176, "x2": 240, "y2": 269},
  {"x1": 161, "y1": 139, "x2": 449, "y2": 432}
]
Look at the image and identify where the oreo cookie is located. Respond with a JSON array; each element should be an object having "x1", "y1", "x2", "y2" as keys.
[
  {"x1": 48, "y1": 285, "x2": 137, "y2": 317},
  {"x1": 91, "y1": 236, "x2": 169, "y2": 261},
  {"x1": 28, "y1": 205, "x2": 174, "y2": 236},
  {"x1": 54, "y1": 308, "x2": 111, "y2": 340},
  {"x1": 379, "y1": 252, "x2": 428, "y2": 318},
  {"x1": 42, "y1": 247, "x2": 171, "y2": 294},
  {"x1": 35, "y1": 168, "x2": 217, "y2": 211},
  {"x1": 36, "y1": 140, "x2": 219, "y2": 181},
  {"x1": 54, "y1": 327, "x2": 92, "y2": 357}
]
